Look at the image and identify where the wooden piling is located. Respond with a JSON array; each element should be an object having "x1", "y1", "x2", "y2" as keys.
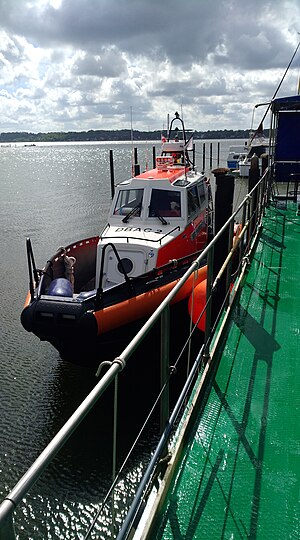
[
  {"x1": 153, "y1": 146, "x2": 156, "y2": 169},
  {"x1": 109, "y1": 149, "x2": 115, "y2": 199}
]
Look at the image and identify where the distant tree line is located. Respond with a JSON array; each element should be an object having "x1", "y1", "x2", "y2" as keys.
[{"x1": 0, "y1": 128, "x2": 269, "y2": 143}]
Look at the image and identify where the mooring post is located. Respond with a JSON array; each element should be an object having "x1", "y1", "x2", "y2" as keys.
[
  {"x1": 134, "y1": 147, "x2": 140, "y2": 176},
  {"x1": 202, "y1": 143, "x2": 206, "y2": 172},
  {"x1": 211, "y1": 168, "x2": 235, "y2": 327},
  {"x1": 261, "y1": 153, "x2": 268, "y2": 176},
  {"x1": 248, "y1": 154, "x2": 260, "y2": 238},
  {"x1": 152, "y1": 145, "x2": 156, "y2": 169},
  {"x1": 217, "y1": 142, "x2": 220, "y2": 166},
  {"x1": 109, "y1": 149, "x2": 115, "y2": 199},
  {"x1": 210, "y1": 143, "x2": 213, "y2": 169}
]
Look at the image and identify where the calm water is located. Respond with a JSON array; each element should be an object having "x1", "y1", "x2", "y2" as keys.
[{"x1": 0, "y1": 139, "x2": 245, "y2": 539}]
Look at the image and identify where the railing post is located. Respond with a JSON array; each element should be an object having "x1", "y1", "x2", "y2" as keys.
[
  {"x1": 0, "y1": 501, "x2": 16, "y2": 540},
  {"x1": 160, "y1": 306, "x2": 170, "y2": 454},
  {"x1": 226, "y1": 219, "x2": 235, "y2": 303},
  {"x1": 203, "y1": 248, "x2": 214, "y2": 356}
]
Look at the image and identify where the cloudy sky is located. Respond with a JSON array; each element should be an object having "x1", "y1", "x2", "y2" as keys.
[{"x1": 0, "y1": 0, "x2": 300, "y2": 133}]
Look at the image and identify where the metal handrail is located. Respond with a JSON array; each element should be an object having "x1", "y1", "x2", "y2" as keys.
[
  {"x1": 0, "y1": 358, "x2": 126, "y2": 537},
  {"x1": 0, "y1": 169, "x2": 270, "y2": 539}
]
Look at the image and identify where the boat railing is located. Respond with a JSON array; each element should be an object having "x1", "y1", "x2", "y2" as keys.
[
  {"x1": 32, "y1": 235, "x2": 100, "y2": 299},
  {"x1": 97, "y1": 242, "x2": 135, "y2": 305},
  {"x1": 0, "y1": 167, "x2": 271, "y2": 540},
  {"x1": 26, "y1": 238, "x2": 40, "y2": 301}
]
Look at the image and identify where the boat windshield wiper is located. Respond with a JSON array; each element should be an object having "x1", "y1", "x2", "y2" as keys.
[
  {"x1": 151, "y1": 208, "x2": 168, "y2": 225},
  {"x1": 122, "y1": 202, "x2": 142, "y2": 223}
]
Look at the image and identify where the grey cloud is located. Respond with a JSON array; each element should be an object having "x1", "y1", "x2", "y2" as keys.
[
  {"x1": 0, "y1": 35, "x2": 25, "y2": 64},
  {"x1": 0, "y1": 0, "x2": 295, "y2": 71},
  {"x1": 0, "y1": 0, "x2": 263, "y2": 68},
  {"x1": 72, "y1": 49, "x2": 127, "y2": 78}
]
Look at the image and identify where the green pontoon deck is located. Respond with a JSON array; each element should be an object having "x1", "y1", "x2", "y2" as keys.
[{"x1": 148, "y1": 199, "x2": 299, "y2": 539}]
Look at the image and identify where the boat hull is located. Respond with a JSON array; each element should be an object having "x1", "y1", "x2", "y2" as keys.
[{"x1": 21, "y1": 264, "x2": 207, "y2": 363}]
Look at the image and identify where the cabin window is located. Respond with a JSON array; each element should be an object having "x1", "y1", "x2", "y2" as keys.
[
  {"x1": 197, "y1": 179, "x2": 206, "y2": 205},
  {"x1": 187, "y1": 186, "x2": 200, "y2": 217},
  {"x1": 113, "y1": 188, "x2": 143, "y2": 216},
  {"x1": 149, "y1": 189, "x2": 181, "y2": 217}
]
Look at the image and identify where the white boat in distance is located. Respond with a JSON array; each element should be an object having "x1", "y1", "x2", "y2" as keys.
[{"x1": 226, "y1": 144, "x2": 248, "y2": 170}]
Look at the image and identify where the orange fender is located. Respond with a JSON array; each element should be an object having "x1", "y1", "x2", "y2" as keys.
[{"x1": 188, "y1": 279, "x2": 207, "y2": 332}]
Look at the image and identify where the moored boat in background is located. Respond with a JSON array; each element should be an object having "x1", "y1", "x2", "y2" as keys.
[
  {"x1": 238, "y1": 123, "x2": 269, "y2": 177},
  {"x1": 226, "y1": 143, "x2": 248, "y2": 170}
]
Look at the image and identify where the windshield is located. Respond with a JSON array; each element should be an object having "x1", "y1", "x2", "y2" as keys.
[
  {"x1": 149, "y1": 189, "x2": 181, "y2": 217},
  {"x1": 113, "y1": 188, "x2": 143, "y2": 216}
]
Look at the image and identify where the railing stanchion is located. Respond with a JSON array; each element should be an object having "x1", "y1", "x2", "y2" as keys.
[
  {"x1": 160, "y1": 306, "x2": 170, "y2": 456},
  {"x1": 0, "y1": 503, "x2": 16, "y2": 540},
  {"x1": 204, "y1": 248, "x2": 214, "y2": 357}
]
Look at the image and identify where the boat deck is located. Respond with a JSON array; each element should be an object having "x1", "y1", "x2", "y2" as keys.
[{"x1": 152, "y1": 200, "x2": 300, "y2": 539}]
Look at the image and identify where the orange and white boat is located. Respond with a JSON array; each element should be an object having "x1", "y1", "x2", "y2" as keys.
[{"x1": 21, "y1": 113, "x2": 213, "y2": 362}]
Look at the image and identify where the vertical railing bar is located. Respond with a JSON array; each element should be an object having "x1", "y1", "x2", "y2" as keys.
[
  {"x1": 111, "y1": 374, "x2": 118, "y2": 538},
  {"x1": 204, "y1": 247, "x2": 214, "y2": 356},
  {"x1": 0, "y1": 510, "x2": 16, "y2": 540},
  {"x1": 160, "y1": 306, "x2": 170, "y2": 458}
]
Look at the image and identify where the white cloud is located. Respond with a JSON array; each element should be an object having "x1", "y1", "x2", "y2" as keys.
[{"x1": 0, "y1": 0, "x2": 299, "y2": 132}]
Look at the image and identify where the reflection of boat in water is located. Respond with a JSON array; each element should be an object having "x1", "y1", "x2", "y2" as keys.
[{"x1": 21, "y1": 112, "x2": 213, "y2": 362}]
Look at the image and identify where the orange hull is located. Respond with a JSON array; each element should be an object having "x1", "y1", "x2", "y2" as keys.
[{"x1": 93, "y1": 265, "x2": 207, "y2": 335}]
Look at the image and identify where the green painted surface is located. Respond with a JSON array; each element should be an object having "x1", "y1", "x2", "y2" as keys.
[{"x1": 153, "y1": 202, "x2": 300, "y2": 539}]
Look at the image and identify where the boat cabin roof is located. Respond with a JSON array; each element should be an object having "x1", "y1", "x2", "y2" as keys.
[
  {"x1": 271, "y1": 95, "x2": 300, "y2": 112},
  {"x1": 135, "y1": 165, "x2": 188, "y2": 184}
]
